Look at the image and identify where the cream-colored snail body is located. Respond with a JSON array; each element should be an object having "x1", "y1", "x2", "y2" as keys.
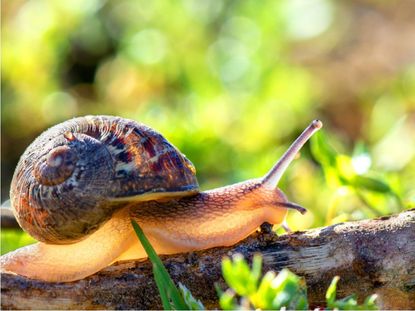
[{"x1": 1, "y1": 116, "x2": 322, "y2": 282}]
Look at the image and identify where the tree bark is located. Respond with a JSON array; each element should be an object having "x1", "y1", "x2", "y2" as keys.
[{"x1": 1, "y1": 209, "x2": 414, "y2": 310}]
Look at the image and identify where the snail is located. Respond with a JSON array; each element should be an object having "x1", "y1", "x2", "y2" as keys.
[{"x1": 1, "y1": 116, "x2": 322, "y2": 282}]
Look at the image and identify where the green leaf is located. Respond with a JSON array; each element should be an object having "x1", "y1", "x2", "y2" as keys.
[
  {"x1": 294, "y1": 294, "x2": 309, "y2": 310},
  {"x1": 254, "y1": 271, "x2": 277, "y2": 308},
  {"x1": 270, "y1": 269, "x2": 307, "y2": 310},
  {"x1": 326, "y1": 275, "x2": 339, "y2": 306},
  {"x1": 131, "y1": 220, "x2": 190, "y2": 310},
  {"x1": 363, "y1": 294, "x2": 379, "y2": 310},
  {"x1": 351, "y1": 175, "x2": 391, "y2": 193},
  {"x1": 221, "y1": 253, "x2": 260, "y2": 297},
  {"x1": 291, "y1": 278, "x2": 308, "y2": 310},
  {"x1": 335, "y1": 294, "x2": 358, "y2": 310},
  {"x1": 252, "y1": 268, "x2": 308, "y2": 310},
  {"x1": 178, "y1": 283, "x2": 205, "y2": 310},
  {"x1": 336, "y1": 155, "x2": 356, "y2": 183},
  {"x1": 218, "y1": 288, "x2": 238, "y2": 310},
  {"x1": 251, "y1": 254, "x2": 263, "y2": 287},
  {"x1": 221, "y1": 255, "x2": 309, "y2": 310},
  {"x1": 326, "y1": 276, "x2": 378, "y2": 310},
  {"x1": 310, "y1": 131, "x2": 337, "y2": 167},
  {"x1": 154, "y1": 267, "x2": 173, "y2": 310},
  {"x1": 218, "y1": 254, "x2": 377, "y2": 311}
]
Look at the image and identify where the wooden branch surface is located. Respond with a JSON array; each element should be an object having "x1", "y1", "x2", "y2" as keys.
[{"x1": 1, "y1": 210, "x2": 414, "y2": 310}]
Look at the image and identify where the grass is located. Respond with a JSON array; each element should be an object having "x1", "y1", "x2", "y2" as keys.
[{"x1": 131, "y1": 220, "x2": 204, "y2": 310}]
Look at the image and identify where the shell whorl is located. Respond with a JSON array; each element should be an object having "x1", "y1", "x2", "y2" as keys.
[
  {"x1": 10, "y1": 116, "x2": 199, "y2": 244},
  {"x1": 33, "y1": 145, "x2": 78, "y2": 186}
]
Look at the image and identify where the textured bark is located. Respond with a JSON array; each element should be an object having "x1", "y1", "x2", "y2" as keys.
[{"x1": 1, "y1": 209, "x2": 414, "y2": 310}]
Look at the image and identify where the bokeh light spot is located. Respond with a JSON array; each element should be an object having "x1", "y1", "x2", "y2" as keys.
[
  {"x1": 15, "y1": 0, "x2": 56, "y2": 39},
  {"x1": 182, "y1": 0, "x2": 223, "y2": 23},
  {"x1": 352, "y1": 154, "x2": 372, "y2": 175},
  {"x1": 220, "y1": 17, "x2": 261, "y2": 54},
  {"x1": 124, "y1": 29, "x2": 167, "y2": 65},
  {"x1": 283, "y1": 0, "x2": 333, "y2": 40},
  {"x1": 207, "y1": 38, "x2": 251, "y2": 84}
]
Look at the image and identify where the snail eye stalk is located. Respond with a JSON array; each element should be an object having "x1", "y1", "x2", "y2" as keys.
[
  {"x1": 261, "y1": 120, "x2": 323, "y2": 189},
  {"x1": 276, "y1": 202, "x2": 307, "y2": 214}
]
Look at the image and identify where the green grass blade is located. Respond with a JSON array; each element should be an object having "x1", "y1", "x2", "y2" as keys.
[
  {"x1": 154, "y1": 268, "x2": 173, "y2": 310},
  {"x1": 131, "y1": 220, "x2": 189, "y2": 310},
  {"x1": 178, "y1": 283, "x2": 205, "y2": 310},
  {"x1": 326, "y1": 276, "x2": 339, "y2": 307}
]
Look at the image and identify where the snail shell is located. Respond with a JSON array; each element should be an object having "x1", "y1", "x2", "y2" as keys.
[{"x1": 11, "y1": 115, "x2": 198, "y2": 244}]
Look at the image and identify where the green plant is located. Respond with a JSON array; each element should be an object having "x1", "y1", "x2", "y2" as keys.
[
  {"x1": 326, "y1": 276, "x2": 378, "y2": 310},
  {"x1": 131, "y1": 220, "x2": 204, "y2": 310},
  {"x1": 217, "y1": 254, "x2": 308, "y2": 310},
  {"x1": 217, "y1": 254, "x2": 379, "y2": 310},
  {"x1": 311, "y1": 131, "x2": 405, "y2": 224}
]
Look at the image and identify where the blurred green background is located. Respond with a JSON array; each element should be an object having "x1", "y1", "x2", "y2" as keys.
[{"x1": 2, "y1": 0, "x2": 415, "y2": 254}]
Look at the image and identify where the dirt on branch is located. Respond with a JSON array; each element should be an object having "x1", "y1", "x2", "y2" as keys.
[{"x1": 1, "y1": 209, "x2": 414, "y2": 310}]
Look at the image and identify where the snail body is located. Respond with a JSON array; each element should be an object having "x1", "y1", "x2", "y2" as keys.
[{"x1": 1, "y1": 116, "x2": 322, "y2": 282}]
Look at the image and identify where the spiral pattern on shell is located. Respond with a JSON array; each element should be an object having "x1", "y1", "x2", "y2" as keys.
[
  {"x1": 10, "y1": 116, "x2": 199, "y2": 244},
  {"x1": 33, "y1": 145, "x2": 78, "y2": 186}
]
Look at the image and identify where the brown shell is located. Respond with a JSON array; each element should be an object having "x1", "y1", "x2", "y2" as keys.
[{"x1": 10, "y1": 115, "x2": 199, "y2": 244}]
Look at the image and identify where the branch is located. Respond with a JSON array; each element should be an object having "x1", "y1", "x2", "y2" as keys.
[{"x1": 1, "y1": 210, "x2": 414, "y2": 310}]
